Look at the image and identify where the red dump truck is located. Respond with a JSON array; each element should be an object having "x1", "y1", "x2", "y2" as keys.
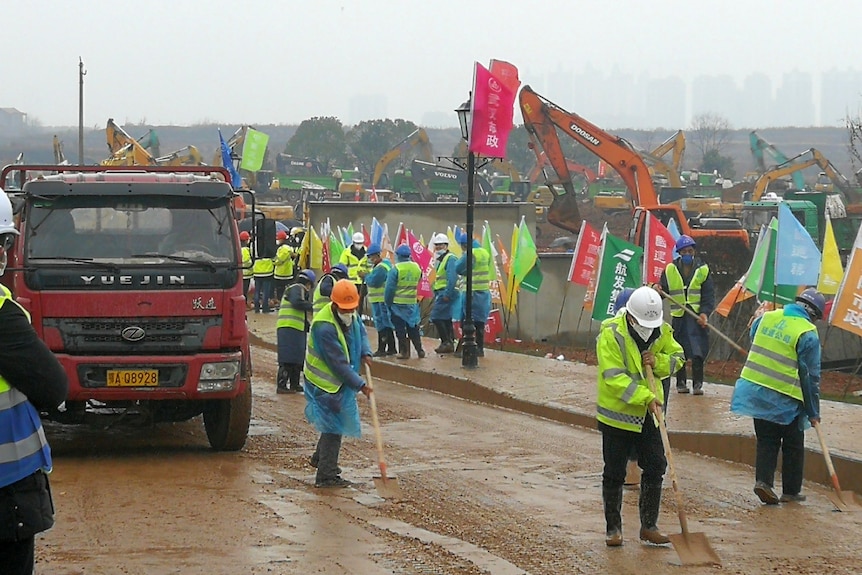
[{"x1": 0, "y1": 164, "x2": 253, "y2": 450}]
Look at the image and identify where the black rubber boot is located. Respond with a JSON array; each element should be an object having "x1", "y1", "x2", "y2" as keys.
[
  {"x1": 475, "y1": 322, "x2": 485, "y2": 357},
  {"x1": 433, "y1": 321, "x2": 450, "y2": 353},
  {"x1": 639, "y1": 482, "x2": 670, "y2": 544},
  {"x1": 408, "y1": 327, "x2": 425, "y2": 358},
  {"x1": 276, "y1": 364, "x2": 290, "y2": 394},
  {"x1": 373, "y1": 332, "x2": 387, "y2": 357},
  {"x1": 676, "y1": 363, "x2": 689, "y2": 393},
  {"x1": 385, "y1": 330, "x2": 398, "y2": 355},
  {"x1": 692, "y1": 357, "x2": 704, "y2": 395},
  {"x1": 603, "y1": 486, "x2": 624, "y2": 546},
  {"x1": 397, "y1": 337, "x2": 410, "y2": 359}
]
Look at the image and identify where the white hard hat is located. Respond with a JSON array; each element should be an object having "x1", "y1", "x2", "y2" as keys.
[
  {"x1": 0, "y1": 189, "x2": 19, "y2": 236},
  {"x1": 625, "y1": 286, "x2": 663, "y2": 328},
  {"x1": 432, "y1": 232, "x2": 449, "y2": 245},
  {"x1": 352, "y1": 232, "x2": 365, "y2": 244}
]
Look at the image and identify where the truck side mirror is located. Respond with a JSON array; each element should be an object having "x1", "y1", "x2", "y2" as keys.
[{"x1": 255, "y1": 218, "x2": 277, "y2": 259}]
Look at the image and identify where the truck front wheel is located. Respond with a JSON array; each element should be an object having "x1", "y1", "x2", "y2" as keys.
[{"x1": 203, "y1": 383, "x2": 252, "y2": 451}]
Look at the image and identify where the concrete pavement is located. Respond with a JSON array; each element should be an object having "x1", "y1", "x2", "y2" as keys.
[{"x1": 247, "y1": 312, "x2": 862, "y2": 494}]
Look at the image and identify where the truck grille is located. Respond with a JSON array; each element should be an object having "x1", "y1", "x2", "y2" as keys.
[{"x1": 44, "y1": 317, "x2": 221, "y2": 354}]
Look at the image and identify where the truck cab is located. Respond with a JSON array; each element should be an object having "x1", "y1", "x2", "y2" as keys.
[{"x1": 1, "y1": 165, "x2": 252, "y2": 451}]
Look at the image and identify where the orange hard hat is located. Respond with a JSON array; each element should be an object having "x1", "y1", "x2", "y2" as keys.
[
  {"x1": 276, "y1": 230, "x2": 288, "y2": 241},
  {"x1": 239, "y1": 231, "x2": 250, "y2": 241},
  {"x1": 330, "y1": 279, "x2": 360, "y2": 310}
]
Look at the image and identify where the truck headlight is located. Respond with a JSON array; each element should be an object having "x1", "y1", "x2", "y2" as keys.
[{"x1": 197, "y1": 361, "x2": 240, "y2": 392}]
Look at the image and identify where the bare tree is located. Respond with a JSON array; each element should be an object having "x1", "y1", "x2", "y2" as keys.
[{"x1": 688, "y1": 112, "x2": 732, "y2": 162}]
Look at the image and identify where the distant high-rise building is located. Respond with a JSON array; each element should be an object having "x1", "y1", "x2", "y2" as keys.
[
  {"x1": 774, "y1": 71, "x2": 814, "y2": 127},
  {"x1": 691, "y1": 75, "x2": 739, "y2": 125},
  {"x1": 645, "y1": 76, "x2": 685, "y2": 129},
  {"x1": 348, "y1": 94, "x2": 387, "y2": 124},
  {"x1": 821, "y1": 68, "x2": 862, "y2": 127},
  {"x1": 547, "y1": 65, "x2": 574, "y2": 110},
  {"x1": 740, "y1": 73, "x2": 773, "y2": 128}
]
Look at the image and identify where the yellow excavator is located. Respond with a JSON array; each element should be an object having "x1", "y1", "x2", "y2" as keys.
[
  {"x1": 371, "y1": 128, "x2": 433, "y2": 189},
  {"x1": 750, "y1": 148, "x2": 858, "y2": 203},
  {"x1": 102, "y1": 119, "x2": 157, "y2": 166},
  {"x1": 52, "y1": 135, "x2": 69, "y2": 165},
  {"x1": 641, "y1": 130, "x2": 685, "y2": 188},
  {"x1": 156, "y1": 145, "x2": 205, "y2": 166}
]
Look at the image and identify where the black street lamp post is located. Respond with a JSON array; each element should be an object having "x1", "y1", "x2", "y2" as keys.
[{"x1": 455, "y1": 97, "x2": 479, "y2": 369}]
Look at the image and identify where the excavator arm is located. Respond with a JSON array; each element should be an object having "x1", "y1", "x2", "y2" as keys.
[
  {"x1": 526, "y1": 150, "x2": 597, "y2": 184},
  {"x1": 749, "y1": 131, "x2": 805, "y2": 190},
  {"x1": 752, "y1": 148, "x2": 856, "y2": 201},
  {"x1": 156, "y1": 145, "x2": 204, "y2": 166},
  {"x1": 649, "y1": 130, "x2": 686, "y2": 175},
  {"x1": 103, "y1": 119, "x2": 156, "y2": 166},
  {"x1": 520, "y1": 85, "x2": 659, "y2": 233},
  {"x1": 372, "y1": 128, "x2": 433, "y2": 188}
]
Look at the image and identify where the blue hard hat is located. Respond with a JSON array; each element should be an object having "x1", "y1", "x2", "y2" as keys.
[
  {"x1": 367, "y1": 243, "x2": 382, "y2": 256},
  {"x1": 298, "y1": 269, "x2": 316, "y2": 284},
  {"x1": 330, "y1": 263, "x2": 348, "y2": 278},
  {"x1": 796, "y1": 288, "x2": 826, "y2": 319},
  {"x1": 395, "y1": 244, "x2": 412, "y2": 257},
  {"x1": 613, "y1": 287, "x2": 636, "y2": 315},
  {"x1": 455, "y1": 230, "x2": 468, "y2": 245},
  {"x1": 675, "y1": 235, "x2": 696, "y2": 251}
]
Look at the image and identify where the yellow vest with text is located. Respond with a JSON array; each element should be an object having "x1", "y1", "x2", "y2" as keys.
[
  {"x1": 277, "y1": 283, "x2": 309, "y2": 331},
  {"x1": 471, "y1": 247, "x2": 492, "y2": 292},
  {"x1": 367, "y1": 260, "x2": 391, "y2": 304},
  {"x1": 664, "y1": 262, "x2": 709, "y2": 317},
  {"x1": 304, "y1": 304, "x2": 349, "y2": 393},
  {"x1": 393, "y1": 261, "x2": 421, "y2": 305},
  {"x1": 739, "y1": 310, "x2": 815, "y2": 402}
]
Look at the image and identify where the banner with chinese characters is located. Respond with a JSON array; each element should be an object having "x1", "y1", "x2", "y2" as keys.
[
  {"x1": 828, "y1": 223, "x2": 862, "y2": 336},
  {"x1": 469, "y1": 62, "x2": 516, "y2": 157}
]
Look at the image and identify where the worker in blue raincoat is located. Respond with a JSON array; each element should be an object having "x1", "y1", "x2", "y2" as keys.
[
  {"x1": 304, "y1": 280, "x2": 372, "y2": 488},
  {"x1": 384, "y1": 244, "x2": 424, "y2": 359},
  {"x1": 429, "y1": 233, "x2": 458, "y2": 354},
  {"x1": 454, "y1": 231, "x2": 492, "y2": 357},
  {"x1": 364, "y1": 243, "x2": 397, "y2": 357}
]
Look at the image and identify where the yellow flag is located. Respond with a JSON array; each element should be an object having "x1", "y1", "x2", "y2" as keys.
[
  {"x1": 447, "y1": 227, "x2": 462, "y2": 257},
  {"x1": 310, "y1": 227, "x2": 323, "y2": 270},
  {"x1": 817, "y1": 217, "x2": 844, "y2": 295},
  {"x1": 297, "y1": 227, "x2": 310, "y2": 268}
]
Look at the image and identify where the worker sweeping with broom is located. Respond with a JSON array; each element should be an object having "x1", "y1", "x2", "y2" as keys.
[{"x1": 596, "y1": 286, "x2": 684, "y2": 547}]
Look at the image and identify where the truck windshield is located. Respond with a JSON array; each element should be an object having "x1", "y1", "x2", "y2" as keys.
[{"x1": 25, "y1": 197, "x2": 236, "y2": 264}]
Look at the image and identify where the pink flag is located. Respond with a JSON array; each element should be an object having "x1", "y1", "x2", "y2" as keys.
[
  {"x1": 643, "y1": 212, "x2": 676, "y2": 284},
  {"x1": 320, "y1": 224, "x2": 331, "y2": 272},
  {"x1": 406, "y1": 229, "x2": 434, "y2": 299},
  {"x1": 469, "y1": 62, "x2": 516, "y2": 157},
  {"x1": 489, "y1": 59, "x2": 520, "y2": 93},
  {"x1": 567, "y1": 221, "x2": 602, "y2": 286}
]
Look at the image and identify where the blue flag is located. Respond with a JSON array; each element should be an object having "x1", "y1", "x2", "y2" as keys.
[
  {"x1": 665, "y1": 217, "x2": 681, "y2": 259},
  {"x1": 219, "y1": 129, "x2": 243, "y2": 188},
  {"x1": 776, "y1": 202, "x2": 821, "y2": 285},
  {"x1": 370, "y1": 217, "x2": 384, "y2": 248}
]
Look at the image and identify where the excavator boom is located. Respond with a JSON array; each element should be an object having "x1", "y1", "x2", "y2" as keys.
[
  {"x1": 749, "y1": 131, "x2": 805, "y2": 190},
  {"x1": 752, "y1": 148, "x2": 857, "y2": 202},
  {"x1": 372, "y1": 128, "x2": 433, "y2": 188}
]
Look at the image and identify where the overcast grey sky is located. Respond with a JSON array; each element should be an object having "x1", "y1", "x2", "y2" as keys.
[{"x1": 3, "y1": 0, "x2": 861, "y2": 128}]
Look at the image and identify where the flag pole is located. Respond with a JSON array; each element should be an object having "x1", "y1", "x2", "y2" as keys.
[{"x1": 552, "y1": 281, "x2": 571, "y2": 356}]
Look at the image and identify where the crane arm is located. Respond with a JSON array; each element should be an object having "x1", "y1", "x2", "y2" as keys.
[{"x1": 104, "y1": 119, "x2": 156, "y2": 165}]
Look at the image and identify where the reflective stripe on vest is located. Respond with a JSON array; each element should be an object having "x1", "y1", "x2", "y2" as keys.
[
  {"x1": 241, "y1": 246, "x2": 253, "y2": 278},
  {"x1": 472, "y1": 248, "x2": 491, "y2": 292},
  {"x1": 277, "y1": 283, "x2": 309, "y2": 331},
  {"x1": 394, "y1": 261, "x2": 421, "y2": 305},
  {"x1": 367, "y1": 260, "x2": 391, "y2": 304},
  {"x1": 0, "y1": 287, "x2": 53, "y2": 486},
  {"x1": 740, "y1": 310, "x2": 815, "y2": 401},
  {"x1": 303, "y1": 304, "x2": 348, "y2": 393},
  {"x1": 664, "y1": 262, "x2": 708, "y2": 317},
  {"x1": 432, "y1": 252, "x2": 455, "y2": 291},
  {"x1": 274, "y1": 244, "x2": 295, "y2": 280},
  {"x1": 312, "y1": 275, "x2": 334, "y2": 316},
  {"x1": 341, "y1": 251, "x2": 363, "y2": 284}
]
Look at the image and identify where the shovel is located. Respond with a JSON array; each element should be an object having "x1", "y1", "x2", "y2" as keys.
[
  {"x1": 646, "y1": 366, "x2": 722, "y2": 566},
  {"x1": 657, "y1": 289, "x2": 747, "y2": 355},
  {"x1": 813, "y1": 421, "x2": 860, "y2": 512},
  {"x1": 364, "y1": 364, "x2": 404, "y2": 500}
]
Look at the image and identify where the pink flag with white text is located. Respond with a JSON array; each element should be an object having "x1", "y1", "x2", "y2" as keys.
[
  {"x1": 469, "y1": 62, "x2": 516, "y2": 157},
  {"x1": 406, "y1": 229, "x2": 434, "y2": 299}
]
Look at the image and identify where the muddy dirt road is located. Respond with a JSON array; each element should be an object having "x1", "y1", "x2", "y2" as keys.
[{"x1": 37, "y1": 344, "x2": 862, "y2": 574}]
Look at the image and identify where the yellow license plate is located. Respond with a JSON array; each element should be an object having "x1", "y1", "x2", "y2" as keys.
[{"x1": 106, "y1": 369, "x2": 159, "y2": 387}]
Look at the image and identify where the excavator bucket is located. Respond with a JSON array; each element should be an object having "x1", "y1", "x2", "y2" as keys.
[{"x1": 546, "y1": 188, "x2": 583, "y2": 234}]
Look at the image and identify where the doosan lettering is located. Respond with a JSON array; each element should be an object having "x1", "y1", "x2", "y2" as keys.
[{"x1": 569, "y1": 122, "x2": 600, "y2": 146}]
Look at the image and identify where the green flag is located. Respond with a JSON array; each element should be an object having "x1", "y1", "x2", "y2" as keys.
[
  {"x1": 240, "y1": 128, "x2": 269, "y2": 172},
  {"x1": 591, "y1": 233, "x2": 643, "y2": 322},
  {"x1": 743, "y1": 218, "x2": 797, "y2": 304},
  {"x1": 511, "y1": 216, "x2": 542, "y2": 292},
  {"x1": 329, "y1": 230, "x2": 344, "y2": 265},
  {"x1": 521, "y1": 262, "x2": 544, "y2": 293}
]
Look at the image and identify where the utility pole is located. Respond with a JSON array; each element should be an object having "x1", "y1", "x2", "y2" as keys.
[{"x1": 78, "y1": 57, "x2": 86, "y2": 164}]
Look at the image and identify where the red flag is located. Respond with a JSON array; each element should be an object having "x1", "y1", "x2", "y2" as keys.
[
  {"x1": 597, "y1": 160, "x2": 607, "y2": 178},
  {"x1": 361, "y1": 223, "x2": 370, "y2": 247},
  {"x1": 489, "y1": 59, "x2": 520, "y2": 93},
  {"x1": 715, "y1": 281, "x2": 754, "y2": 317},
  {"x1": 395, "y1": 222, "x2": 408, "y2": 249},
  {"x1": 567, "y1": 221, "x2": 602, "y2": 286},
  {"x1": 469, "y1": 62, "x2": 516, "y2": 157},
  {"x1": 369, "y1": 188, "x2": 379, "y2": 202},
  {"x1": 406, "y1": 229, "x2": 434, "y2": 299},
  {"x1": 321, "y1": 225, "x2": 331, "y2": 272},
  {"x1": 643, "y1": 212, "x2": 676, "y2": 284}
]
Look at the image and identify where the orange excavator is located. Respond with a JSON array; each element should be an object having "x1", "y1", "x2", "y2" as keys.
[
  {"x1": 526, "y1": 149, "x2": 598, "y2": 184},
  {"x1": 519, "y1": 85, "x2": 751, "y2": 275}
]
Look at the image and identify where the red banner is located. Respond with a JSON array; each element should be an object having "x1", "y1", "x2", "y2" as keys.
[
  {"x1": 567, "y1": 221, "x2": 602, "y2": 285},
  {"x1": 489, "y1": 60, "x2": 520, "y2": 93},
  {"x1": 643, "y1": 212, "x2": 676, "y2": 284},
  {"x1": 454, "y1": 309, "x2": 502, "y2": 342},
  {"x1": 406, "y1": 229, "x2": 434, "y2": 299},
  {"x1": 469, "y1": 62, "x2": 516, "y2": 157}
]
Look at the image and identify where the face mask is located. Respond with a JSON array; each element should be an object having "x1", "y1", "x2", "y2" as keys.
[
  {"x1": 0, "y1": 251, "x2": 6, "y2": 275},
  {"x1": 680, "y1": 254, "x2": 694, "y2": 265},
  {"x1": 337, "y1": 311, "x2": 355, "y2": 326},
  {"x1": 435, "y1": 249, "x2": 446, "y2": 256},
  {"x1": 629, "y1": 321, "x2": 655, "y2": 342}
]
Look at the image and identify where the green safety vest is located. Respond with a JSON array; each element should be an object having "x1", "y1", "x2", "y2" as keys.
[
  {"x1": 393, "y1": 261, "x2": 421, "y2": 305},
  {"x1": 472, "y1": 247, "x2": 491, "y2": 292},
  {"x1": 739, "y1": 310, "x2": 815, "y2": 402},
  {"x1": 273, "y1": 244, "x2": 295, "y2": 280},
  {"x1": 277, "y1": 283, "x2": 309, "y2": 331},
  {"x1": 340, "y1": 250, "x2": 366, "y2": 285},
  {"x1": 367, "y1": 260, "x2": 391, "y2": 304},
  {"x1": 304, "y1": 304, "x2": 349, "y2": 393},
  {"x1": 664, "y1": 262, "x2": 709, "y2": 317},
  {"x1": 312, "y1": 275, "x2": 334, "y2": 316},
  {"x1": 252, "y1": 256, "x2": 274, "y2": 277},
  {"x1": 596, "y1": 313, "x2": 684, "y2": 433},
  {"x1": 241, "y1": 246, "x2": 253, "y2": 279},
  {"x1": 432, "y1": 252, "x2": 455, "y2": 291}
]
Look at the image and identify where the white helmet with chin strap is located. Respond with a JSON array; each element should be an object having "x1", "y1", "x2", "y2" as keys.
[
  {"x1": 625, "y1": 286, "x2": 664, "y2": 328},
  {"x1": 432, "y1": 232, "x2": 449, "y2": 245},
  {"x1": 0, "y1": 189, "x2": 18, "y2": 236}
]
